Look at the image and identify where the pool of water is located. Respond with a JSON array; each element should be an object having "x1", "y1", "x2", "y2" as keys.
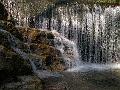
[
  {"x1": 67, "y1": 63, "x2": 120, "y2": 72},
  {"x1": 43, "y1": 69, "x2": 120, "y2": 90}
]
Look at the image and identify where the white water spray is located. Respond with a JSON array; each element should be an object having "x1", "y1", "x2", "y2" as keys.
[{"x1": 35, "y1": 4, "x2": 120, "y2": 71}]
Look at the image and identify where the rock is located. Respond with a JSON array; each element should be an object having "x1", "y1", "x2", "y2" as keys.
[
  {"x1": 29, "y1": 43, "x2": 65, "y2": 71},
  {"x1": 0, "y1": 28, "x2": 65, "y2": 71},
  {"x1": 3, "y1": 26, "x2": 65, "y2": 71},
  {"x1": 0, "y1": 45, "x2": 32, "y2": 84},
  {"x1": 36, "y1": 70, "x2": 63, "y2": 79},
  {"x1": 0, "y1": 27, "x2": 65, "y2": 72},
  {"x1": 0, "y1": 20, "x2": 7, "y2": 29},
  {"x1": 6, "y1": 27, "x2": 55, "y2": 46},
  {"x1": 0, "y1": 75, "x2": 43, "y2": 90},
  {"x1": 0, "y1": 21, "x2": 66, "y2": 71},
  {"x1": 19, "y1": 28, "x2": 55, "y2": 46},
  {"x1": 0, "y1": 3, "x2": 65, "y2": 89},
  {"x1": 0, "y1": 29, "x2": 29, "y2": 53}
]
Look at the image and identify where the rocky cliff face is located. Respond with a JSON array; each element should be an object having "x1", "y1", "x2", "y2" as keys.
[
  {"x1": 3, "y1": 26, "x2": 65, "y2": 71},
  {"x1": 0, "y1": 2, "x2": 65, "y2": 89},
  {"x1": 0, "y1": 20, "x2": 65, "y2": 73}
]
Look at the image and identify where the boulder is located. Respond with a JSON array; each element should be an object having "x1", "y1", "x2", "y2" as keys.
[
  {"x1": 0, "y1": 27, "x2": 65, "y2": 72},
  {"x1": 2, "y1": 27, "x2": 65, "y2": 71},
  {"x1": 0, "y1": 15, "x2": 66, "y2": 71},
  {"x1": 29, "y1": 43, "x2": 65, "y2": 71},
  {"x1": 0, "y1": 45, "x2": 32, "y2": 84}
]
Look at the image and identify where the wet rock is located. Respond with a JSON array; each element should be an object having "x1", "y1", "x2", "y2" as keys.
[
  {"x1": 27, "y1": 29, "x2": 54, "y2": 46},
  {"x1": 28, "y1": 16, "x2": 35, "y2": 28},
  {"x1": 0, "y1": 27, "x2": 65, "y2": 72},
  {"x1": 45, "y1": 56, "x2": 65, "y2": 71},
  {"x1": 0, "y1": 18, "x2": 65, "y2": 72},
  {"x1": 7, "y1": 27, "x2": 65, "y2": 71},
  {"x1": 29, "y1": 43, "x2": 65, "y2": 71},
  {"x1": 8, "y1": 27, "x2": 55, "y2": 46},
  {"x1": 0, "y1": 45, "x2": 32, "y2": 83},
  {"x1": 0, "y1": 75, "x2": 43, "y2": 90},
  {"x1": 0, "y1": 29, "x2": 29, "y2": 53},
  {"x1": 0, "y1": 3, "x2": 65, "y2": 89}
]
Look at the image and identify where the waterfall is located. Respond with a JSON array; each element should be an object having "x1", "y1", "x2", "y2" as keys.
[
  {"x1": 52, "y1": 30, "x2": 80, "y2": 68},
  {"x1": 35, "y1": 3, "x2": 120, "y2": 66},
  {"x1": 2, "y1": 0, "x2": 29, "y2": 27},
  {"x1": 1, "y1": 1, "x2": 120, "y2": 72}
]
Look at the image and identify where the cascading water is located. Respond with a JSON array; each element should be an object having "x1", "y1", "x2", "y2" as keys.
[
  {"x1": 2, "y1": 0, "x2": 29, "y2": 27},
  {"x1": 52, "y1": 30, "x2": 80, "y2": 68},
  {"x1": 1, "y1": 0, "x2": 120, "y2": 74},
  {"x1": 35, "y1": 3, "x2": 120, "y2": 70}
]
